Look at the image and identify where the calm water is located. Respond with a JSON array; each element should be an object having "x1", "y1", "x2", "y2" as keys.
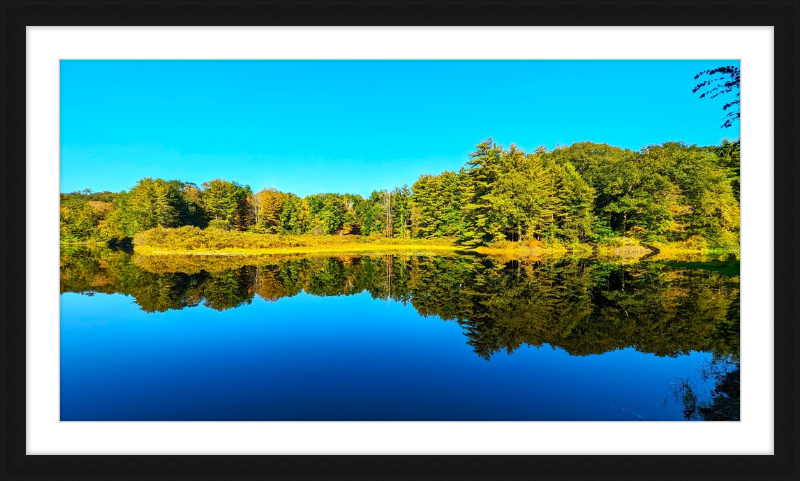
[{"x1": 60, "y1": 248, "x2": 740, "y2": 421}]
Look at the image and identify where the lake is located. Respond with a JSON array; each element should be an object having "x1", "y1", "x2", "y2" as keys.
[{"x1": 60, "y1": 247, "x2": 740, "y2": 421}]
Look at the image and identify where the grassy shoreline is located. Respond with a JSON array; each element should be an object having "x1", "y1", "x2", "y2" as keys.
[
  {"x1": 130, "y1": 240, "x2": 737, "y2": 259},
  {"x1": 133, "y1": 243, "x2": 467, "y2": 256},
  {"x1": 64, "y1": 228, "x2": 739, "y2": 259}
]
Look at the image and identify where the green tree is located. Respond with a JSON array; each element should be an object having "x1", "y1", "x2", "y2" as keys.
[
  {"x1": 713, "y1": 139, "x2": 740, "y2": 201},
  {"x1": 202, "y1": 179, "x2": 252, "y2": 230},
  {"x1": 409, "y1": 174, "x2": 442, "y2": 238},
  {"x1": 544, "y1": 142, "x2": 675, "y2": 240},
  {"x1": 125, "y1": 178, "x2": 186, "y2": 231},
  {"x1": 550, "y1": 161, "x2": 595, "y2": 241},
  {"x1": 279, "y1": 194, "x2": 310, "y2": 235},
  {"x1": 306, "y1": 193, "x2": 346, "y2": 235},
  {"x1": 181, "y1": 183, "x2": 207, "y2": 227},
  {"x1": 391, "y1": 185, "x2": 411, "y2": 238},
  {"x1": 361, "y1": 190, "x2": 390, "y2": 237},
  {"x1": 59, "y1": 190, "x2": 122, "y2": 242},
  {"x1": 649, "y1": 142, "x2": 740, "y2": 245},
  {"x1": 342, "y1": 193, "x2": 365, "y2": 235},
  {"x1": 486, "y1": 145, "x2": 556, "y2": 241},
  {"x1": 461, "y1": 138, "x2": 504, "y2": 244}
]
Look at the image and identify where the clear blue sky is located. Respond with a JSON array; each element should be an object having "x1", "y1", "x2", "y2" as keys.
[{"x1": 61, "y1": 60, "x2": 740, "y2": 197}]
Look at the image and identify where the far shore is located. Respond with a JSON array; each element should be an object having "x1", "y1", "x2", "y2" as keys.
[
  {"x1": 133, "y1": 243, "x2": 467, "y2": 256},
  {"x1": 125, "y1": 241, "x2": 736, "y2": 260}
]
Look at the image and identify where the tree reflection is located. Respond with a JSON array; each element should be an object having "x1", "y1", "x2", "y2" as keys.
[
  {"x1": 61, "y1": 247, "x2": 740, "y2": 360},
  {"x1": 672, "y1": 357, "x2": 740, "y2": 421}
]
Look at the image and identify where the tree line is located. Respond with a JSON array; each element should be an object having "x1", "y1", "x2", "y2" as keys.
[{"x1": 60, "y1": 139, "x2": 740, "y2": 247}]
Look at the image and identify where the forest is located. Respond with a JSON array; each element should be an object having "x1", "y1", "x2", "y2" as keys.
[{"x1": 60, "y1": 139, "x2": 741, "y2": 251}]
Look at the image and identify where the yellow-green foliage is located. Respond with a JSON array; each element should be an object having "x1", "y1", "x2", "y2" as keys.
[
  {"x1": 134, "y1": 226, "x2": 311, "y2": 250},
  {"x1": 681, "y1": 235, "x2": 709, "y2": 251},
  {"x1": 651, "y1": 235, "x2": 739, "y2": 256},
  {"x1": 133, "y1": 226, "x2": 461, "y2": 252},
  {"x1": 597, "y1": 236, "x2": 641, "y2": 247},
  {"x1": 133, "y1": 227, "x2": 736, "y2": 262}
]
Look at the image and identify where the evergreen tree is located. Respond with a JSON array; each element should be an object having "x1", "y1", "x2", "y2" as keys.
[
  {"x1": 202, "y1": 179, "x2": 252, "y2": 230},
  {"x1": 127, "y1": 178, "x2": 185, "y2": 231},
  {"x1": 279, "y1": 194, "x2": 310, "y2": 235},
  {"x1": 461, "y1": 138, "x2": 504, "y2": 244},
  {"x1": 550, "y1": 161, "x2": 595, "y2": 242}
]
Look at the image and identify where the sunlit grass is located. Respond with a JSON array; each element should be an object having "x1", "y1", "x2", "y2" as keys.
[
  {"x1": 129, "y1": 227, "x2": 739, "y2": 260},
  {"x1": 134, "y1": 243, "x2": 464, "y2": 256}
]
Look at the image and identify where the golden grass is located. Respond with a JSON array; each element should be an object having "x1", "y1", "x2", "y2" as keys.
[
  {"x1": 136, "y1": 241, "x2": 585, "y2": 259},
  {"x1": 134, "y1": 243, "x2": 465, "y2": 257},
  {"x1": 131, "y1": 229, "x2": 738, "y2": 262}
]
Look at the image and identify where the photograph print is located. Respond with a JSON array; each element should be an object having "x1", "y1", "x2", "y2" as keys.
[{"x1": 60, "y1": 60, "x2": 740, "y2": 421}]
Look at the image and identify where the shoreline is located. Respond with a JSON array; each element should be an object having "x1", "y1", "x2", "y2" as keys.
[
  {"x1": 127, "y1": 242, "x2": 738, "y2": 259},
  {"x1": 132, "y1": 244, "x2": 467, "y2": 256}
]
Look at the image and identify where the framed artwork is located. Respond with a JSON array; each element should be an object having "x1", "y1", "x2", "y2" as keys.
[{"x1": 2, "y1": 1, "x2": 798, "y2": 480}]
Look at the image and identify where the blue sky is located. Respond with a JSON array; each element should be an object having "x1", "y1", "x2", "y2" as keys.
[{"x1": 61, "y1": 60, "x2": 740, "y2": 197}]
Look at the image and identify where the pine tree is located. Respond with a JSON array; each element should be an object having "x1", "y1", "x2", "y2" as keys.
[{"x1": 461, "y1": 138, "x2": 504, "y2": 244}]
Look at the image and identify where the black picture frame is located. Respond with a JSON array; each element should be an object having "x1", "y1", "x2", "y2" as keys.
[{"x1": 2, "y1": 1, "x2": 798, "y2": 480}]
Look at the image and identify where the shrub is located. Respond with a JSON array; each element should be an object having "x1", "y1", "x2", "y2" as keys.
[
  {"x1": 132, "y1": 227, "x2": 465, "y2": 252},
  {"x1": 598, "y1": 236, "x2": 640, "y2": 247},
  {"x1": 207, "y1": 219, "x2": 231, "y2": 231},
  {"x1": 681, "y1": 235, "x2": 709, "y2": 251},
  {"x1": 134, "y1": 227, "x2": 323, "y2": 251}
]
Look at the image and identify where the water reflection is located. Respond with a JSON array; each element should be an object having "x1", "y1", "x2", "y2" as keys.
[{"x1": 61, "y1": 247, "x2": 740, "y2": 361}]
